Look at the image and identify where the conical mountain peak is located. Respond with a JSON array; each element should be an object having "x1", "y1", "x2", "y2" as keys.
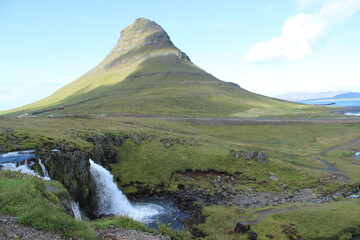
[
  {"x1": 104, "y1": 18, "x2": 190, "y2": 68},
  {"x1": 2, "y1": 18, "x2": 297, "y2": 117},
  {"x1": 108, "y1": 18, "x2": 174, "y2": 56}
]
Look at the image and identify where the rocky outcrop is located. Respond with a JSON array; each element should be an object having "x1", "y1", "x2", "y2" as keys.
[
  {"x1": 160, "y1": 137, "x2": 199, "y2": 148},
  {"x1": 230, "y1": 150, "x2": 269, "y2": 164},
  {"x1": 85, "y1": 133, "x2": 153, "y2": 167},
  {"x1": 234, "y1": 222, "x2": 250, "y2": 233},
  {"x1": 86, "y1": 135, "x2": 123, "y2": 166},
  {"x1": 105, "y1": 18, "x2": 190, "y2": 68},
  {"x1": 37, "y1": 146, "x2": 95, "y2": 214},
  {"x1": 281, "y1": 224, "x2": 302, "y2": 240}
]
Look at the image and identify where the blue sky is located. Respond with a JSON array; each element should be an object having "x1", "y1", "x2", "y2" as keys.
[{"x1": 1, "y1": 0, "x2": 359, "y2": 111}]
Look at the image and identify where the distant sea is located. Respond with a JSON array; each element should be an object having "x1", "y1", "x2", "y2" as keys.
[
  {"x1": 299, "y1": 99, "x2": 360, "y2": 107},
  {"x1": 299, "y1": 99, "x2": 360, "y2": 116}
]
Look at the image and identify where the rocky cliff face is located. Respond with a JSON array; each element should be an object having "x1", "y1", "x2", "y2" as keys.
[
  {"x1": 109, "y1": 18, "x2": 173, "y2": 55},
  {"x1": 37, "y1": 146, "x2": 95, "y2": 215},
  {"x1": 105, "y1": 18, "x2": 190, "y2": 68}
]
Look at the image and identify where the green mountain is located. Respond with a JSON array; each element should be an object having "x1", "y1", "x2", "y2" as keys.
[{"x1": 3, "y1": 18, "x2": 299, "y2": 117}]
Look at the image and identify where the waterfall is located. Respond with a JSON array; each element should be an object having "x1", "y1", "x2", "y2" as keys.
[
  {"x1": 71, "y1": 201, "x2": 82, "y2": 221},
  {"x1": 89, "y1": 159, "x2": 163, "y2": 222},
  {"x1": 38, "y1": 159, "x2": 51, "y2": 180}
]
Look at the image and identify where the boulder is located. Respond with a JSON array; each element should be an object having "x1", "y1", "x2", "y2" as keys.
[
  {"x1": 247, "y1": 231, "x2": 258, "y2": 240},
  {"x1": 242, "y1": 151, "x2": 256, "y2": 160},
  {"x1": 234, "y1": 222, "x2": 250, "y2": 233},
  {"x1": 281, "y1": 224, "x2": 302, "y2": 240},
  {"x1": 269, "y1": 172, "x2": 278, "y2": 181},
  {"x1": 230, "y1": 150, "x2": 242, "y2": 158},
  {"x1": 160, "y1": 139, "x2": 173, "y2": 148},
  {"x1": 178, "y1": 183, "x2": 186, "y2": 190},
  {"x1": 257, "y1": 152, "x2": 269, "y2": 164}
]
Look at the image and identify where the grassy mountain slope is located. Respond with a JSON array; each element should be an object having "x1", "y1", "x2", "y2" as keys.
[{"x1": 2, "y1": 18, "x2": 303, "y2": 117}]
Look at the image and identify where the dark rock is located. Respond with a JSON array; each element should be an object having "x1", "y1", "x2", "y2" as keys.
[
  {"x1": 86, "y1": 135, "x2": 120, "y2": 165},
  {"x1": 190, "y1": 227, "x2": 206, "y2": 238},
  {"x1": 161, "y1": 139, "x2": 173, "y2": 148},
  {"x1": 234, "y1": 222, "x2": 250, "y2": 233},
  {"x1": 125, "y1": 133, "x2": 145, "y2": 145},
  {"x1": 281, "y1": 224, "x2": 302, "y2": 240},
  {"x1": 242, "y1": 151, "x2": 256, "y2": 160},
  {"x1": 257, "y1": 152, "x2": 269, "y2": 164},
  {"x1": 106, "y1": 148, "x2": 118, "y2": 164},
  {"x1": 113, "y1": 136, "x2": 124, "y2": 146},
  {"x1": 247, "y1": 231, "x2": 258, "y2": 240},
  {"x1": 230, "y1": 150, "x2": 242, "y2": 158},
  {"x1": 60, "y1": 201, "x2": 74, "y2": 218},
  {"x1": 99, "y1": 214, "x2": 117, "y2": 219},
  {"x1": 38, "y1": 147, "x2": 95, "y2": 214}
]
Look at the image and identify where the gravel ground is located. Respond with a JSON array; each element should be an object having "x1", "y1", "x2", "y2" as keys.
[
  {"x1": 0, "y1": 215, "x2": 64, "y2": 240},
  {"x1": 96, "y1": 228, "x2": 166, "y2": 240},
  {"x1": 0, "y1": 215, "x2": 166, "y2": 240}
]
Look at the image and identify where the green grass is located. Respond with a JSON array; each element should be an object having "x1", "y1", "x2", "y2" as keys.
[
  {"x1": 0, "y1": 171, "x2": 96, "y2": 239},
  {"x1": 197, "y1": 200, "x2": 360, "y2": 240},
  {"x1": 1, "y1": 114, "x2": 360, "y2": 239},
  {"x1": 253, "y1": 200, "x2": 360, "y2": 240}
]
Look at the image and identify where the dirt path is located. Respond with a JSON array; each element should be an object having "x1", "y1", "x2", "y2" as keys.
[{"x1": 99, "y1": 114, "x2": 360, "y2": 126}]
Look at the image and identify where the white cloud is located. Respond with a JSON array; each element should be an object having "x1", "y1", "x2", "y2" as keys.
[{"x1": 244, "y1": 0, "x2": 360, "y2": 63}]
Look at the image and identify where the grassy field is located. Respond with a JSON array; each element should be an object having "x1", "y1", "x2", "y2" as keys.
[
  {"x1": 1, "y1": 115, "x2": 360, "y2": 239},
  {"x1": 197, "y1": 200, "x2": 360, "y2": 240}
]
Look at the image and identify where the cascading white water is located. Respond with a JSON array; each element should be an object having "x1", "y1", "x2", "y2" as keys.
[
  {"x1": 38, "y1": 159, "x2": 51, "y2": 180},
  {"x1": 89, "y1": 159, "x2": 164, "y2": 222},
  {"x1": 1, "y1": 162, "x2": 43, "y2": 179},
  {"x1": 71, "y1": 201, "x2": 82, "y2": 221}
]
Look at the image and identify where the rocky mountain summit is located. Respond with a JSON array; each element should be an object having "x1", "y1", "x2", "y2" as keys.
[
  {"x1": 108, "y1": 18, "x2": 178, "y2": 55},
  {"x1": 105, "y1": 17, "x2": 190, "y2": 68}
]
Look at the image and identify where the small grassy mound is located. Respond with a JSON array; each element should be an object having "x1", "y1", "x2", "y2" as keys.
[{"x1": 0, "y1": 170, "x2": 96, "y2": 239}]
